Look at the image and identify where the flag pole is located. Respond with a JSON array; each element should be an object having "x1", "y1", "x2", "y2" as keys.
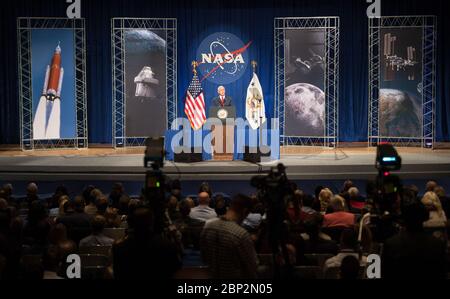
[{"x1": 251, "y1": 60, "x2": 263, "y2": 150}]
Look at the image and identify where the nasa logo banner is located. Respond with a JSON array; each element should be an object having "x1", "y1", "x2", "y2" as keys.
[{"x1": 196, "y1": 32, "x2": 251, "y2": 85}]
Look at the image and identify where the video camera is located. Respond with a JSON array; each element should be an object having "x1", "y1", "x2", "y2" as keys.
[
  {"x1": 143, "y1": 137, "x2": 170, "y2": 232},
  {"x1": 370, "y1": 144, "x2": 404, "y2": 241},
  {"x1": 251, "y1": 164, "x2": 294, "y2": 278},
  {"x1": 376, "y1": 144, "x2": 402, "y2": 172},
  {"x1": 251, "y1": 164, "x2": 289, "y2": 192}
]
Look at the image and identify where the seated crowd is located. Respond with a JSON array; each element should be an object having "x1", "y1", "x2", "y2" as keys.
[{"x1": 0, "y1": 179, "x2": 449, "y2": 279}]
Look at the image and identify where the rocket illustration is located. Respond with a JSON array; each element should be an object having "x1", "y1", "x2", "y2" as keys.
[{"x1": 33, "y1": 43, "x2": 64, "y2": 140}]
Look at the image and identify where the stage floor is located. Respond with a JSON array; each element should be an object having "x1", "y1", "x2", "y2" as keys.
[{"x1": 0, "y1": 147, "x2": 449, "y2": 181}]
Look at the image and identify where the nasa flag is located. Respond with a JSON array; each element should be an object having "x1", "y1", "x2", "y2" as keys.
[{"x1": 246, "y1": 72, "x2": 266, "y2": 130}]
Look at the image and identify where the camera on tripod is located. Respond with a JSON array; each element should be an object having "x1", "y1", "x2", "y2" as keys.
[
  {"x1": 374, "y1": 144, "x2": 403, "y2": 214},
  {"x1": 250, "y1": 164, "x2": 289, "y2": 192},
  {"x1": 143, "y1": 137, "x2": 169, "y2": 232}
]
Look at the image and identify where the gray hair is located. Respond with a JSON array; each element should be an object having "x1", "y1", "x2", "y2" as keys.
[{"x1": 217, "y1": 86, "x2": 225, "y2": 92}]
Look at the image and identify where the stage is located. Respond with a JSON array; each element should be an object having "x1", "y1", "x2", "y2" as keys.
[{"x1": 1, "y1": 146, "x2": 449, "y2": 182}]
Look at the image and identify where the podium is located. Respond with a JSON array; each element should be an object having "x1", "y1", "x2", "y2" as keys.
[{"x1": 209, "y1": 106, "x2": 236, "y2": 161}]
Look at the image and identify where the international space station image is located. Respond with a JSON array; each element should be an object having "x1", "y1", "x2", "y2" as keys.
[
  {"x1": 383, "y1": 33, "x2": 418, "y2": 81},
  {"x1": 32, "y1": 43, "x2": 64, "y2": 140}
]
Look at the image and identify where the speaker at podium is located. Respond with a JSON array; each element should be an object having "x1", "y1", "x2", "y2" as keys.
[{"x1": 209, "y1": 106, "x2": 236, "y2": 161}]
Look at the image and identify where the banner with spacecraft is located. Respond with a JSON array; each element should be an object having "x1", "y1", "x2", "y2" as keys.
[
  {"x1": 124, "y1": 29, "x2": 167, "y2": 138},
  {"x1": 379, "y1": 28, "x2": 423, "y2": 138},
  {"x1": 284, "y1": 29, "x2": 326, "y2": 137},
  {"x1": 31, "y1": 29, "x2": 76, "y2": 141}
]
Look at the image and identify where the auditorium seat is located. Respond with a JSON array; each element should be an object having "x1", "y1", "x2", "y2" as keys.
[
  {"x1": 257, "y1": 254, "x2": 274, "y2": 279},
  {"x1": 20, "y1": 255, "x2": 43, "y2": 278},
  {"x1": 303, "y1": 254, "x2": 335, "y2": 268},
  {"x1": 21, "y1": 255, "x2": 42, "y2": 267},
  {"x1": 81, "y1": 266, "x2": 108, "y2": 280},
  {"x1": 0, "y1": 255, "x2": 6, "y2": 279},
  {"x1": 173, "y1": 266, "x2": 211, "y2": 279},
  {"x1": 293, "y1": 266, "x2": 322, "y2": 279},
  {"x1": 79, "y1": 245, "x2": 112, "y2": 257},
  {"x1": 78, "y1": 254, "x2": 110, "y2": 279},
  {"x1": 103, "y1": 228, "x2": 126, "y2": 241},
  {"x1": 79, "y1": 254, "x2": 109, "y2": 268},
  {"x1": 322, "y1": 226, "x2": 350, "y2": 243},
  {"x1": 323, "y1": 265, "x2": 366, "y2": 279},
  {"x1": 258, "y1": 254, "x2": 274, "y2": 266}
]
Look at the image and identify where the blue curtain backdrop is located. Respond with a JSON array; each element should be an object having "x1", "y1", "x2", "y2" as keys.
[{"x1": 1, "y1": 0, "x2": 449, "y2": 145}]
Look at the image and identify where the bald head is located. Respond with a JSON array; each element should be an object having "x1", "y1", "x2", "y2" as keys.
[
  {"x1": 27, "y1": 183, "x2": 38, "y2": 195},
  {"x1": 198, "y1": 192, "x2": 211, "y2": 206},
  {"x1": 2, "y1": 184, "x2": 12, "y2": 195}
]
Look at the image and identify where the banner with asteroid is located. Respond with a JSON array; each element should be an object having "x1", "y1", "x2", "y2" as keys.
[
  {"x1": 284, "y1": 29, "x2": 326, "y2": 137},
  {"x1": 124, "y1": 29, "x2": 167, "y2": 137},
  {"x1": 379, "y1": 28, "x2": 423, "y2": 138}
]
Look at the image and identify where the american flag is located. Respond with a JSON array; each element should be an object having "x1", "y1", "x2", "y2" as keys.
[{"x1": 184, "y1": 74, "x2": 206, "y2": 130}]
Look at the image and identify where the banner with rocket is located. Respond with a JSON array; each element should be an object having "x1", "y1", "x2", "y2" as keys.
[
  {"x1": 33, "y1": 43, "x2": 64, "y2": 140},
  {"x1": 30, "y1": 28, "x2": 77, "y2": 141}
]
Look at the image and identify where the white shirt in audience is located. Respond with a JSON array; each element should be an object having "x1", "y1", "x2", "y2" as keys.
[{"x1": 189, "y1": 205, "x2": 217, "y2": 222}]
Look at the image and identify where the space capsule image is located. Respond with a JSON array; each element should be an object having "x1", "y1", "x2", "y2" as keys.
[
  {"x1": 134, "y1": 66, "x2": 159, "y2": 98},
  {"x1": 33, "y1": 43, "x2": 64, "y2": 140}
]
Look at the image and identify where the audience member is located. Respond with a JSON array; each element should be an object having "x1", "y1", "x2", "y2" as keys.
[
  {"x1": 323, "y1": 196, "x2": 355, "y2": 228},
  {"x1": 339, "y1": 255, "x2": 360, "y2": 279},
  {"x1": 189, "y1": 192, "x2": 217, "y2": 222},
  {"x1": 49, "y1": 195, "x2": 69, "y2": 218},
  {"x1": 48, "y1": 223, "x2": 68, "y2": 245},
  {"x1": 83, "y1": 186, "x2": 98, "y2": 216},
  {"x1": 25, "y1": 183, "x2": 40, "y2": 209},
  {"x1": 49, "y1": 185, "x2": 68, "y2": 210},
  {"x1": 174, "y1": 199, "x2": 205, "y2": 249},
  {"x1": 23, "y1": 201, "x2": 51, "y2": 252},
  {"x1": 113, "y1": 206, "x2": 181, "y2": 279},
  {"x1": 198, "y1": 182, "x2": 213, "y2": 198},
  {"x1": 2, "y1": 184, "x2": 15, "y2": 207},
  {"x1": 57, "y1": 196, "x2": 93, "y2": 244},
  {"x1": 382, "y1": 200, "x2": 447, "y2": 279},
  {"x1": 421, "y1": 191, "x2": 447, "y2": 228},
  {"x1": 95, "y1": 194, "x2": 109, "y2": 216},
  {"x1": 167, "y1": 195, "x2": 181, "y2": 222},
  {"x1": 242, "y1": 200, "x2": 264, "y2": 233},
  {"x1": 300, "y1": 213, "x2": 338, "y2": 255},
  {"x1": 42, "y1": 245, "x2": 64, "y2": 279},
  {"x1": 318, "y1": 188, "x2": 333, "y2": 214},
  {"x1": 213, "y1": 194, "x2": 228, "y2": 216},
  {"x1": 323, "y1": 229, "x2": 367, "y2": 276},
  {"x1": 109, "y1": 182, "x2": 127, "y2": 209},
  {"x1": 301, "y1": 194, "x2": 319, "y2": 218},
  {"x1": 348, "y1": 187, "x2": 366, "y2": 211},
  {"x1": 200, "y1": 194, "x2": 258, "y2": 279},
  {"x1": 79, "y1": 215, "x2": 114, "y2": 247},
  {"x1": 434, "y1": 186, "x2": 450, "y2": 220},
  {"x1": 425, "y1": 180, "x2": 438, "y2": 192}
]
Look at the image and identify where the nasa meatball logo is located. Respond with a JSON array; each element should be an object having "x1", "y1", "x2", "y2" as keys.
[{"x1": 196, "y1": 32, "x2": 251, "y2": 85}]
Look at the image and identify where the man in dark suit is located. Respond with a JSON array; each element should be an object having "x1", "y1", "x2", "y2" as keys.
[
  {"x1": 382, "y1": 200, "x2": 447, "y2": 279},
  {"x1": 212, "y1": 86, "x2": 233, "y2": 107}
]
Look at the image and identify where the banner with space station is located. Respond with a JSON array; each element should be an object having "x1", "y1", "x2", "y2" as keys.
[
  {"x1": 284, "y1": 29, "x2": 326, "y2": 137},
  {"x1": 124, "y1": 29, "x2": 167, "y2": 137},
  {"x1": 379, "y1": 28, "x2": 423, "y2": 138},
  {"x1": 31, "y1": 29, "x2": 76, "y2": 140}
]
